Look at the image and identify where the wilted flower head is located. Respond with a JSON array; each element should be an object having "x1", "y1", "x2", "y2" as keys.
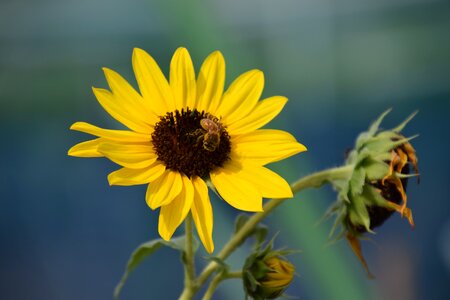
[
  {"x1": 327, "y1": 109, "x2": 419, "y2": 276},
  {"x1": 243, "y1": 240, "x2": 296, "y2": 299}
]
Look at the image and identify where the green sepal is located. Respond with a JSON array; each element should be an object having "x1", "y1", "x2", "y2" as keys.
[
  {"x1": 334, "y1": 179, "x2": 350, "y2": 202},
  {"x1": 395, "y1": 172, "x2": 419, "y2": 179},
  {"x1": 244, "y1": 269, "x2": 260, "y2": 291},
  {"x1": 362, "y1": 133, "x2": 398, "y2": 154},
  {"x1": 348, "y1": 193, "x2": 371, "y2": 232},
  {"x1": 356, "y1": 108, "x2": 392, "y2": 149},
  {"x1": 326, "y1": 226, "x2": 346, "y2": 246},
  {"x1": 318, "y1": 200, "x2": 342, "y2": 227},
  {"x1": 362, "y1": 185, "x2": 387, "y2": 207},
  {"x1": 364, "y1": 133, "x2": 418, "y2": 156},
  {"x1": 253, "y1": 260, "x2": 272, "y2": 279},
  {"x1": 372, "y1": 152, "x2": 392, "y2": 161},
  {"x1": 113, "y1": 236, "x2": 198, "y2": 300},
  {"x1": 354, "y1": 148, "x2": 371, "y2": 165},
  {"x1": 362, "y1": 158, "x2": 389, "y2": 181},
  {"x1": 391, "y1": 110, "x2": 418, "y2": 133},
  {"x1": 367, "y1": 108, "x2": 392, "y2": 137},
  {"x1": 349, "y1": 167, "x2": 366, "y2": 197},
  {"x1": 345, "y1": 149, "x2": 358, "y2": 165},
  {"x1": 372, "y1": 129, "x2": 400, "y2": 141},
  {"x1": 328, "y1": 207, "x2": 347, "y2": 240}
]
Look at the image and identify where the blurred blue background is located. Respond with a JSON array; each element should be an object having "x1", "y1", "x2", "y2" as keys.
[{"x1": 1, "y1": 0, "x2": 449, "y2": 299}]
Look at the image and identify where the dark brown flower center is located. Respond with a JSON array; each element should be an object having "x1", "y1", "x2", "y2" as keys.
[{"x1": 151, "y1": 108, "x2": 231, "y2": 178}]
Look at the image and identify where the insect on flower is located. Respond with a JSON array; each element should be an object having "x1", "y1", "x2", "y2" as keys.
[{"x1": 198, "y1": 114, "x2": 224, "y2": 152}]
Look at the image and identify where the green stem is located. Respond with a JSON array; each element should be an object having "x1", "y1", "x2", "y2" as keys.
[
  {"x1": 179, "y1": 214, "x2": 196, "y2": 300},
  {"x1": 201, "y1": 271, "x2": 243, "y2": 300},
  {"x1": 193, "y1": 165, "x2": 352, "y2": 293}
]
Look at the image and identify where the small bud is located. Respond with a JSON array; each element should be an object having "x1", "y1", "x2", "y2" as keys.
[
  {"x1": 258, "y1": 257, "x2": 295, "y2": 299},
  {"x1": 243, "y1": 240, "x2": 296, "y2": 299},
  {"x1": 327, "y1": 109, "x2": 419, "y2": 277}
]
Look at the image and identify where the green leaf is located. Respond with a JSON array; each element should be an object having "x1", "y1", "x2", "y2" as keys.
[
  {"x1": 234, "y1": 213, "x2": 250, "y2": 233},
  {"x1": 113, "y1": 236, "x2": 197, "y2": 300}
]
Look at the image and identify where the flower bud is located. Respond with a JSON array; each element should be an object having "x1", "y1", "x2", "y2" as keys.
[
  {"x1": 327, "y1": 109, "x2": 419, "y2": 276},
  {"x1": 243, "y1": 241, "x2": 296, "y2": 299},
  {"x1": 258, "y1": 257, "x2": 295, "y2": 299}
]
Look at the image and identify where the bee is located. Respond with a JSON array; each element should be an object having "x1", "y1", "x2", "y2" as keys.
[{"x1": 198, "y1": 115, "x2": 223, "y2": 152}]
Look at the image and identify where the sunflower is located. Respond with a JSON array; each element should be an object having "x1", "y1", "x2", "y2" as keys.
[{"x1": 68, "y1": 47, "x2": 306, "y2": 253}]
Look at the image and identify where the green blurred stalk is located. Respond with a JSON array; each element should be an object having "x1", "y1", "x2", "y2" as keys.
[
  {"x1": 153, "y1": 1, "x2": 372, "y2": 299},
  {"x1": 275, "y1": 161, "x2": 372, "y2": 300}
]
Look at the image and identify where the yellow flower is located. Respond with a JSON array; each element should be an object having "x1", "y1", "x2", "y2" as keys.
[{"x1": 68, "y1": 47, "x2": 306, "y2": 253}]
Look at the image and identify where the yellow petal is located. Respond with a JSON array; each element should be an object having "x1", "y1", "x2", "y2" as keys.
[
  {"x1": 97, "y1": 143, "x2": 157, "y2": 169},
  {"x1": 191, "y1": 177, "x2": 214, "y2": 253},
  {"x1": 170, "y1": 47, "x2": 196, "y2": 110},
  {"x1": 232, "y1": 129, "x2": 307, "y2": 165},
  {"x1": 70, "y1": 122, "x2": 151, "y2": 142},
  {"x1": 68, "y1": 139, "x2": 103, "y2": 157},
  {"x1": 107, "y1": 162, "x2": 166, "y2": 186},
  {"x1": 196, "y1": 51, "x2": 225, "y2": 113},
  {"x1": 132, "y1": 48, "x2": 175, "y2": 115},
  {"x1": 216, "y1": 70, "x2": 264, "y2": 124},
  {"x1": 146, "y1": 171, "x2": 183, "y2": 209},
  {"x1": 226, "y1": 96, "x2": 288, "y2": 136},
  {"x1": 102, "y1": 68, "x2": 159, "y2": 125},
  {"x1": 158, "y1": 175, "x2": 194, "y2": 241},
  {"x1": 234, "y1": 164, "x2": 293, "y2": 198},
  {"x1": 92, "y1": 87, "x2": 150, "y2": 134},
  {"x1": 210, "y1": 161, "x2": 263, "y2": 212}
]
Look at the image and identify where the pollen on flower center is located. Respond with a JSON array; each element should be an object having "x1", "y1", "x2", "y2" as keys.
[{"x1": 151, "y1": 108, "x2": 231, "y2": 178}]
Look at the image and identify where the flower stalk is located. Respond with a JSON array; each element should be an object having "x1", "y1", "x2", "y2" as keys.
[
  {"x1": 202, "y1": 271, "x2": 242, "y2": 300},
  {"x1": 180, "y1": 214, "x2": 196, "y2": 300}
]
